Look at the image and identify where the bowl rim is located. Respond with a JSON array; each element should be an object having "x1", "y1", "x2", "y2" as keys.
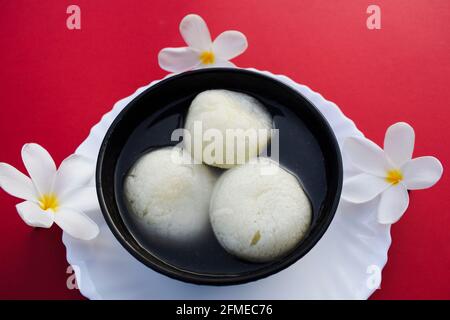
[{"x1": 96, "y1": 68, "x2": 343, "y2": 286}]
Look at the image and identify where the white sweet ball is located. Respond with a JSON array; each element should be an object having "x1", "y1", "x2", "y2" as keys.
[
  {"x1": 210, "y1": 158, "x2": 312, "y2": 262},
  {"x1": 184, "y1": 90, "x2": 272, "y2": 169},
  {"x1": 124, "y1": 147, "x2": 218, "y2": 242}
]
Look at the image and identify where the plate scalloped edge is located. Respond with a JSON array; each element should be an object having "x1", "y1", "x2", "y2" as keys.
[{"x1": 62, "y1": 68, "x2": 391, "y2": 300}]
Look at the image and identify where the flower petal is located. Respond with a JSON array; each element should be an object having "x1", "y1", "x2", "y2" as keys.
[
  {"x1": 16, "y1": 201, "x2": 54, "y2": 228},
  {"x1": 377, "y1": 184, "x2": 409, "y2": 224},
  {"x1": 54, "y1": 207, "x2": 99, "y2": 240},
  {"x1": 196, "y1": 59, "x2": 236, "y2": 69},
  {"x1": 384, "y1": 122, "x2": 415, "y2": 167},
  {"x1": 21, "y1": 143, "x2": 56, "y2": 196},
  {"x1": 61, "y1": 186, "x2": 99, "y2": 212},
  {"x1": 402, "y1": 156, "x2": 443, "y2": 190},
  {"x1": 179, "y1": 14, "x2": 212, "y2": 51},
  {"x1": 342, "y1": 173, "x2": 390, "y2": 203},
  {"x1": 213, "y1": 31, "x2": 248, "y2": 60},
  {"x1": 343, "y1": 137, "x2": 391, "y2": 176},
  {"x1": 158, "y1": 47, "x2": 201, "y2": 73},
  {"x1": 213, "y1": 60, "x2": 236, "y2": 67},
  {"x1": 53, "y1": 154, "x2": 94, "y2": 198},
  {"x1": 0, "y1": 163, "x2": 37, "y2": 201}
]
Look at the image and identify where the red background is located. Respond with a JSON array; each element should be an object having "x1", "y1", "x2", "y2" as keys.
[{"x1": 0, "y1": 0, "x2": 449, "y2": 299}]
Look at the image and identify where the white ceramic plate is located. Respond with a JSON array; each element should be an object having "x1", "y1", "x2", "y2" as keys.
[{"x1": 63, "y1": 69, "x2": 391, "y2": 300}]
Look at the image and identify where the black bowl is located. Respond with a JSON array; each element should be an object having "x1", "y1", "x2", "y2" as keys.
[{"x1": 96, "y1": 68, "x2": 342, "y2": 285}]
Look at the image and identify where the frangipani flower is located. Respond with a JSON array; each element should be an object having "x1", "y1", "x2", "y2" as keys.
[
  {"x1": 158, "y1": 14, "x2": 248, "y2": 73},
  {"x1": 0, "y1": 143, "x2": 99, "y2": 240},
  {"x1": 342, "y1": 122, "x2": 443, "y2": 224}
]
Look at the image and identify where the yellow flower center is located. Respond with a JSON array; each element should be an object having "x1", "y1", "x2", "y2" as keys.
[
  {"x1": 38, "y1": 193, "x2": 59, "y2": 212},
  {"x1": 385, "y1": 169, "x2": 403, "y2": 185},
  {"x1": 199, "y1": 51, "x2": 215, "y2": 64}
]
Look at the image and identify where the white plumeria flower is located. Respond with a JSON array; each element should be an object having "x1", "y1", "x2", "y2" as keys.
[
  {"x1": 342, "y1": 122, "x2": 443, "y2": 224},
  {"x1": 0, "y1": 143, "x2": 99, "y2": 240},
  {"x1": 158, "y1": 14, "x2": 248, "y2": 73}
]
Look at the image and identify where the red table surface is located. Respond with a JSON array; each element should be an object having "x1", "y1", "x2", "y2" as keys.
[{"x1": 0, "y1": 0, "x2": 449, "y2": 300}]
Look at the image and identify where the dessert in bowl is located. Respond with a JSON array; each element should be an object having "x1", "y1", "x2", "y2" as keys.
[{"x1": 96, "y1": 68, "x2": 342, "y2": 285}]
